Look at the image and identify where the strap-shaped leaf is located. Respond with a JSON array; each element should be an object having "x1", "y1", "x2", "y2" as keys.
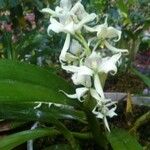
[
  {"x1": 0, "y1": 80, "x2": 70, "y2": 104},
  {"x1": 132, "y1": 68, "x2": 150, "y2": 87},
  {"x1": 50, "y1": 117, "x2": 81, "y2": 150},
  {"x1": 0, "y1": 118, "x2": 81, "y2": 150},
  {"x1": 0, "y1": 128, "x2": 59, "y2": 150},
  {"x1": 0, "y1": 121, "x2": 26, "y2": 132},
  {"x1": 107, "y1": 128, "x2": 143, "y2": 150},
  {"x1": 0, "y1": 60, "x2": 74, "y2": 92},
  {"x1": 0, "y1": 60, "x2": 76, "y2": 105},
  {"x1": 0, "y1": 102, "x2": 86, "y2": 123}
]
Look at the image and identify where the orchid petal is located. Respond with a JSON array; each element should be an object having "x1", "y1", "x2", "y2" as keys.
[
  {"x1": 84, "y1": 25, "x2": 97, "y2": 32},
  {"x1": 71, "y1": 1, "x2": 90, "y2": 20},
  {"x1": 62, "y1": 65, "x2": 80, "y2": 73},
  {"x1": 84, "y1": 51, "x2": 102, "y2": 71},
  {"x1": 60, "y1": 0, "x2": 72, "y2": 11},
  {"x1": 72, "y1": 73, "x2": 91, "y2": 87},
  {"x1": 64, "y1": 21, "x2": 75, "y2": 34},
  {"x1": 77, "y1": 66, "x2": 94, "y2": 76},
  {"x1": 76, "y1": 87, "x2": 89, "y2": 101},
  {"x1": 96, "y1": 25, "x2": 108, "y2": 39},
  {"x1": 70, "y1": 39, "x2": 82, "y2": 55},
  {"x1": 104, "y1": 117, "x2": 110, "y2": 132},
  {"x1": 60, "y1": 90, "x2": 78, "y2": 99},
  {"x1": 92, "y1": 106, "x2": 103, "y2": 118},
  {"x1": 65, "y1": 53, "x2": 78, "y2": 62},
  {"x1": 55, "y1": 6, "x2": 63, "y2": 14},
  {"x1": 59, "y1": 34, "x2": 71, "y2": 62},
  {"x1": 41, "y1": 8, "x2": 57, "y2": 16},
  {"x1": 60, "y1": 87, "x2": 88, "y2": 102},
  {"x1": 77, "y1": 13, "x2": 97, "y2": 30},
  {"x1": 94, "y1": 74, "x2": 105, "y2": 98},
  {"x1": 62, "y1": 65, "x2": 93, "y2": 76},
  {"x1": 105, "y1": 41, "x2": 129, "y2": 54},
  {"x1": 47, "y1": 18, "x2": 64, "y2": 34},
  {"x1": 106, "y1": 27, "x2": 121, "y2": 42},
  {"x1": 90, "y1": 88, "x2": 101, "y2": 102},
  {"x1": 99, "y1": 53, "x2": 121, "y2": 75},
  {"x1": 107, "y1": 106, "x2": 117, "y2": 118}
]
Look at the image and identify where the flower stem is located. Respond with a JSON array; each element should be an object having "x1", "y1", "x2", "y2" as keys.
[
  {"x1": 74, "y1": 33, "x2": 91, "y2": 56},
  {"x1": 83, "y1": 95, "x2": 108, "y2": 149}
]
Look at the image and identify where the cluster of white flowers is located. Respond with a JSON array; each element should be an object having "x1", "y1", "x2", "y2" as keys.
[{"x1": 42, "y1": 0, "x2": 128, "y2": 131}]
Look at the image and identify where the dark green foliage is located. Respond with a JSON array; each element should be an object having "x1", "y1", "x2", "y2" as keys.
[{"x1": 107, "y1": 128, "x2": 143, "y2": 150}]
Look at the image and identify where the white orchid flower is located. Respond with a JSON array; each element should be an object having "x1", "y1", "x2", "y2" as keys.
[
  {"x1": 69, "y1": 39, "x2": 82, "y2": 55},
  {"x1": 59, "y1": 34, "x2": 71, "y2": 63},
  {"x1": 62, "y1": 51, "x2": 121, "y2": 98},
  {"x1": 41, "y1": 0, "x2": 72, "y2": 17},
  {"x1": 85, "y1": 51, "x2": 121, "y2": 97},
  {"x1": 72, "y1": 73, "x2": 92, "y2": 88},
  {"x1": 60, "y1": 87, "x2": 89, "y2": 102},
  {"x1": 85, "y1": 17, "x2": 128, "y2": 54},
  {"x1": 42, "y1": 0, "x2": 96, "y2": 64},
  {"x1": 92, "y1": 100, "x2": 117, "y2": 132},
  {"x1": 42, "y1": 0, "x2": 96, "y2": 35},
  {"x1": 61, "y1": 39, "x2": 84, "y2": 64},
  {"x1": 85, "y1": 51, "x2": 122, "y2": 75},
  {"x1": 62, "y1": 65, "x2": 93, "y2": 76}
]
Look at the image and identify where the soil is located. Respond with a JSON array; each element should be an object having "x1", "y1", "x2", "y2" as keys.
[{"x1": 104, "y1": 71, "x2": 145, "y2": 94}]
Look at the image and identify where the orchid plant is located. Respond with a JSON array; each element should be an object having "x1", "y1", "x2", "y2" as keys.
[
  {"x1": 0, "y1": 1, "x2": 145, "y2": 150},
  {"x1": 42, "y1": 0, "x2": 128, "y2": 148}
]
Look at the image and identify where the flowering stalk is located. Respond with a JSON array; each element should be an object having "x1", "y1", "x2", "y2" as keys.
[
  {"x1": 74, "y1": 33, "x2": 91, "y2": 56},
  {"x1": 42, "y1": 0, "x2": 128, "y2": 148},
  {"x1": 83, "y1": 93, "x2": 109, "y2": 149}
]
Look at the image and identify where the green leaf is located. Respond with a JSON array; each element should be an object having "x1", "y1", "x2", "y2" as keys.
[
  {"x1": 116, "y1": 0, "x2": 128, "y2": 15},
  {"x1": 0, "y1": 111, "x2": 79, "y2": 150},
  {"x1": 0, "y1": 102, "x2": 86, "y2": 123},
  {"x1": 0, "y1": 80, "x2": 70, "y2": 104},
  {"x1": 107, "y1": 128, "x2": 143, "y2": 150},
  {"x1": 132, "y1": 68, "x2": 150, "y2": 87},
  {"x1": 0, "y1": 60, "x2": 73, "y2": 92},
  {"x1": 0, "y1": 128, "x2": 59, "y2": 150},
  {"x1": 0, "y1": 121, "x2": 26, "y2": 132},
  {"x1": 0, "y1": 60, "x2": 76, "y2": 105},
  {"x1": 50, "y1": 117, "x2": 81, "y2": 150}
]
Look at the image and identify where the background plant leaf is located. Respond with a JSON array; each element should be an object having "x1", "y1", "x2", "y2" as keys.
[
  {"x1": 107, "y1": 128, "x2": 143, "y2": 150},
  {"x1": 132, "y1": 68, "x2": 150, "y2": 87}
]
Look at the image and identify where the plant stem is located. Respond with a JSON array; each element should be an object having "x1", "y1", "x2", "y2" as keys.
[
  {"x1": 74, "y1": 33, "x2": 91, "y2": 56},
  {"x1": 85, "y1": 110, "x2": 108, "y2": 149},
  {"x1": 83, "y1": 96, "x2": 108, "y2": 150}
]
